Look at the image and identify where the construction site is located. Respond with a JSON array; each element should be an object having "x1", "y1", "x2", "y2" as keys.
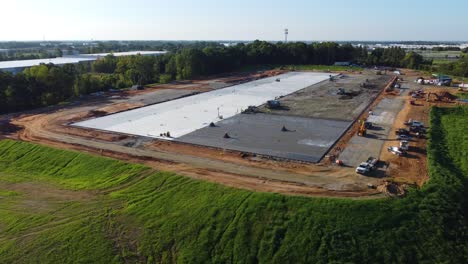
[{"x1": 1, "y1": 68, "x2": 465, "y2": 198}]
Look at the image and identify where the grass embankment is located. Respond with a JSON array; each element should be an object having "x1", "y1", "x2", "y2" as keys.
[
  {"x1": 0, "y1": 140, "x2": 147, "y2": 190},
  {"x1": 457, "y1": 92, "x2": 468, "y2": 99},
  {"x1": 0, "y1": 106, "x2": 466, "y2": 263}
]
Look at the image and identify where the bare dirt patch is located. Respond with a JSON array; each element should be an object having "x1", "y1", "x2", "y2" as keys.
[
  {"x1": 379, "y1": 84, "x2": 460, "y2": 186},
  {"x1": 0, "y1": 181, "x2": 96, "y2": 213}
]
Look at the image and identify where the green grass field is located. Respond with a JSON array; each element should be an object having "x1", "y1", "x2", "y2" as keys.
[
  {"x1": 0, "y1": 106, "x2": 466, "y2": 263},
  {"x1": 457, "y1": 92, "x2": 468, "y2": 99},
  {"x1": 416, "y1": 50, "x2": 462, "y2": 62}
]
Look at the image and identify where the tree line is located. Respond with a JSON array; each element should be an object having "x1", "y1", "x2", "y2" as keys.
[
  {"x1": 1, "y1": 40, "x2": 466, "y2": 114},
  {"x1": 0, "y1": 48, "x2": 62, "y2": 62}
]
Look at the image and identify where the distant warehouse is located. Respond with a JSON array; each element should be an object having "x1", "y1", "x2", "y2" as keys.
[{"x1": 0, "y1": 51, "x2": 167, "y2": 74}]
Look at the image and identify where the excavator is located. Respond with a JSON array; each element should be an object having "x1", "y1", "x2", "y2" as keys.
[{"x1": 358, "y1": 119, "x2": 367, "y2": 136}]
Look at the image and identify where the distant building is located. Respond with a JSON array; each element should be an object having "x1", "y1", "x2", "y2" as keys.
[{"x1": 0, "y1": 51, "x2": 168, "y2": 74}]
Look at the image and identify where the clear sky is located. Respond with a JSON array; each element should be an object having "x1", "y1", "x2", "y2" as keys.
[{"x1": 2, "y1": 0, "x2": 467, "y2": 41}]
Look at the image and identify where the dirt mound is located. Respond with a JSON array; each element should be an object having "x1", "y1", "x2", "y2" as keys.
[
  {"x1": 377, "y1": 181, "x2": 406, "y2": 197},
  {"x1": 88, "y1": 110, "x2": 108, "y2": 117},
  {"x1": 438, "y1": 92, "x2": 457, "y2": 100}
]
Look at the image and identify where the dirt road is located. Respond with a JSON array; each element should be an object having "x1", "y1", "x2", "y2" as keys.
[{"x1": 11, "y1": 104, "x2": 384, "y2": 197}]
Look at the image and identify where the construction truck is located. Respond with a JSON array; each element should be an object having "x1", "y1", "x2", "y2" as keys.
[{"x1": 355, "y1": 157, "x2": 379, "y2": 175}]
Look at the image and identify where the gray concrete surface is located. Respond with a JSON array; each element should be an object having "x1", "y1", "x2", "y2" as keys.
[
  {"x1": 177, "y1": 113, "x2": 351, "y2": 162},
  {"x1": 259, "y1": 73, "x2": 393, "y2": 121},
  {"x1": 125, "y1": 89, "x2": 199, "y2": 105},
  {"x1": 339, "y1": 78, "x2": 415, "y2": 168}
]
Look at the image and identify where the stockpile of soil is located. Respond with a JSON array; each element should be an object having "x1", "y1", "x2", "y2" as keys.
[
  {"x1": 438, "y1": 92, "x2": 457, "y2": 101},
  {"x1": 377, "y1": 181, "x2": 406, "y2": 197},
  {"x1": 88, "y1": 110, "x2": 108, "y2": 117}
]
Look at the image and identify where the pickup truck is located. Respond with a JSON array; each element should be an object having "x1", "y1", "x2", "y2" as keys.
[
  {"x1": 400, "y1": 140, "x2": 409, "y2": 151},
  {"x1": 355, "y1": 157, "x2": 379, "y2": 175},
  {"x1": 410, "y1": 126, "x2": 426, "y2": 133},
  {"x1": 387, "y1": 146, "x2": 407, "y2": 156},
  {"x1": 405, "y1": 119, "x2": 424, "y2": 127},
  {"x1": 397, "y1": 134, "x2": 413, "y2": 141}
]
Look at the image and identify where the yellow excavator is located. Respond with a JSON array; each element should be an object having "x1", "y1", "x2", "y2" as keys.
[{"x1": 358, "y1": 119, "x2": 367, "y2": 136}]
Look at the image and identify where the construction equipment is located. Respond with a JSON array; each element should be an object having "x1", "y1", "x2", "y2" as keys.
[
  {"x1": 358, "y1": 120, "x2": 367, "y2": 136},
  {"x1": 266, "y1": 100, "x2": 281, "y2": 109},
  {"x1": 364, "y1": 121, "x2": 373, "y2": 129},
  {"x1": 355, "y1": 157, "x2": 379, "y2": 175},
  {"x1": 242, "y1": 105, "x2": 260, "y2": 114}
]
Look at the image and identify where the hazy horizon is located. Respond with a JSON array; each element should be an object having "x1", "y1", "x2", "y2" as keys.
[
  {"x1": 1, "y1": 40, "x2": 468, "y2": 43},
  {"x1": 2, "y1": 0, "x2": 468, "y2": 42}
]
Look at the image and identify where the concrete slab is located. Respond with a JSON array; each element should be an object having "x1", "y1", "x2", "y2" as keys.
[
  {"x1": 177, "y1": 113, "x2": 351, "y2": 163},
  {"x1": 73, "y1": 72, "x2": 334, "y2": 139},
  {"x1": 125, "y1": 89, "x2": 198, "y2": 105},
  {"x1": 259, "y1": 74, "x2": 393, "y2": 121}
]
